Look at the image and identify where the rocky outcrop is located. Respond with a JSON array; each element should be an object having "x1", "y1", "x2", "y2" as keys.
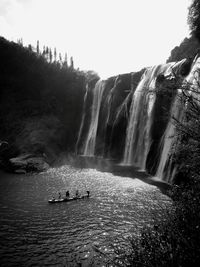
[{"x1": 8, "y1": 154, "x2": 49, "y2": 173}]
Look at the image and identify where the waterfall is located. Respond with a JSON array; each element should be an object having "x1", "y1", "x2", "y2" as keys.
[
  {"x1": 123, "y1": 64, "x2": 172, "y2": 169},
  {"x1": 83, "y1": 80, "x2": 105, "y2": 156},
  {"x1": 105, "y1": 76, "x2": 121, "y2": 126},
  {"x1": 122, "y1": 60, "x2": 186, "y2": 170},
  {"x1": 156, "y1": 57, "x2": 200, "y2": 181},
  {"x1": 76, "y1": 56, "x2": 196, "y2": 182},
  {"x1": 155, "y1": 95, "x2": 183, "y2": 181},
  {"x1": 75, "y1": 83, "x2": 89, "y2": 154}
]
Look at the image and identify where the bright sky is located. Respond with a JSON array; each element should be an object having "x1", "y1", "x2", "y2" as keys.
[{"x1": 0, "y1": 0, "x2": 191, "y2": 78}]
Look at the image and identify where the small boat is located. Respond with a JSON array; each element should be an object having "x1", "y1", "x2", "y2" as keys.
[{"x1": 48, "y1": 195, "x2": 90, "y2": 204}]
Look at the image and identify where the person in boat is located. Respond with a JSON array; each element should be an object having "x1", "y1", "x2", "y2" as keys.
[
  {"x1": 65, "y1": 190, "x2": 70, "y2": 198},
  {"x1": 86, "y1": 190, "x2": 90, "y2": 197},
  {"x1": 58, "y1": 192, "x2": 61, "y2": 199},
  {"x1": 75, "y1": 190, "x2": 80, "y2": 198}
]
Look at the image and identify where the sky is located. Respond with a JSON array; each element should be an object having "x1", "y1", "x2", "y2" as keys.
[{"x1": 0, "y1": 0, "x2": 191, "y2": 79}]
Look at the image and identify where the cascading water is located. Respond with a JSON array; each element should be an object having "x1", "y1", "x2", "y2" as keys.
[
  {"x1": 122, "y1": 63, "x2": 178, "y2": 169},
  {"x1": 105, "y1": 76, "x2": 121, "y2": 126},
  {"x1": 155, "y1": 95, "x2": 184, "y2": 181},
  {"x1": 114, "y1": 72, "x2": 135, "y2": 125},
  {"x1": 76, "y1": 56, "x2": 197, "y2": 182},
  {"x1": 75, "y1": 83, "x2": 89, "y2": 154},
  {"x1": 83, "y1": 80, "x2": 105, "y2": 156},
  {"x1": 156, "y1": 57, "x2": 200, "y2": 182}
]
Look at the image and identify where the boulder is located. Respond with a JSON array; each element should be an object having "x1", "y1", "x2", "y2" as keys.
[{"x1": 9, "y1": 154, "x2": 49, "y2": 173}]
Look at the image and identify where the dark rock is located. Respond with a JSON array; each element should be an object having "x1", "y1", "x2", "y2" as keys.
[{"x1": 9, "y1": 154, "x2": 49, "y2": 173}]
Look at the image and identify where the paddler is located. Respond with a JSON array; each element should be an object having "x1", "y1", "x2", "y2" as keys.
[{"x1": 65, "y1": 190, "x2": 70, "y2": 198}]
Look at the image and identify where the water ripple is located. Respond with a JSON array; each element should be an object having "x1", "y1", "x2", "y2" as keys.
[{"x1": 0, "y1": 166, "x2": 171, "y2": 266}]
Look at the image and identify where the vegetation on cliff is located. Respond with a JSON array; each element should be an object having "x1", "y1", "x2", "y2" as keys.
[
  {"x1": 167, "y1": 0, "x2": 200, "y2": 64},
  {"x1": 167, "y1": 36, "x2": 199, "y2": 63},
  {"x1": 0, "y1": 37, "x2": 99, "y2": 167},
  {"x1": 188, "y1": 0, "x2": 200, "y2": 43}
]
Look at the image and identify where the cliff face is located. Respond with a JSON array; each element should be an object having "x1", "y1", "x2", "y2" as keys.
[
  {"x1": 76, "y1": 70, "x2": 145, "y2": 160},
  {"x1": 76, "y1": 58, "x2": 198, "y2": 182}
]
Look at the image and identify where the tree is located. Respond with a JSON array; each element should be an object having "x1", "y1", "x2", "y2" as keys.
[
  {"x1": 167, "y1": 36, "x2": 199, "y2": 63},
  {"x1": 42, "y1": 46, "x2": 46, "y2": 58},
  {"x1": 28, "y1": 44, "x2": 32, "y2": 52},
  {"x1": 62, "y1": 53, "x2": 68, "y2": 69},
  {"x1": 70, "y1": 56, "x2": 74, "y2": 69},
  {"x1": 59, "y1": 52, "x2": 62, "y2": 63},
  {"x1": 45, "y1": 47, "x2": 49, "y2": 61},
  {"x1": 188, "y1": 0, "x2": 200, "y2": 43},
  {"x1": 54, "y1": 47, "x2": 57, "y2": 62},
  {"x1": 36, "y1": 40, "x2": 40, "y2": 55},
  {"x1": 17, "y1": 38, "x2": 23, "y2": 46},
  {"x1": 170, "y1": 70, "x2": 200, "y2": 183},
  {"x1": 0, "y1": 37, "x2": 87, "y2": 161},
  {"x1": 49, "y1": 48, "x2": 52, "y2": 63}
]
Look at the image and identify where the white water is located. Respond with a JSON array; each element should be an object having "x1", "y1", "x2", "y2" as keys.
[
  {"x1": 155, "y1": 95, "x2": 183, "y2": 182},
  {"x1": 75, "y1": 83, "x2": 89, "y2": 154},
  {"x1": 105, "y1": 76, "x2": 120, "y2": 126},
  {"x1": 79, "y1": 57, "x2": 199, "y2": 182},
  {"x1": 123, "y1": 63, "x2": 174, "y2": 168},
  {"x1": 114, "y1": 72, "x2": 138, "y2": 125},
  {"x1": 83, "y1": 80, "x2": 105, "y2": 156},
  {"x1": 156, "y1": 57, "x2": 200, "y2": 181},
  {"x1": 122, "y1": 60, "x2": 188, "y2": 174}
]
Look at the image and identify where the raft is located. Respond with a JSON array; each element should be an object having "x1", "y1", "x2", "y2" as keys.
[{"x1": 48, "y1": 195, "x2": 90, "y2": 204}]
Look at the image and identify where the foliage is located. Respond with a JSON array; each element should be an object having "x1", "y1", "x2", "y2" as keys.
[
  {"x1": 167, "y1": 0, "x2": 200, "y2": 66},
  {"x1": 107, "y1": 179, "x2": 200, "y2": 267},
  {"x1": 167, "y1": 36, "x2": 199, "y2": 63},
  {"x1": 188, "y1": 0, "x2": 200, "y2": 43},
  {"x1": 171, "y1": 70, "x2": 200, "y2": 183},
  {"x1": 0, "y1": 37, "x2": 99, "y2": 162}
]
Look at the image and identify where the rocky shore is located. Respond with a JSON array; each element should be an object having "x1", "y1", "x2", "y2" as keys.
[
  {"x1": 0, "y1": 141, "x2": 49, "y2": 174},
  {"x1": 8, "y1": 154, "x2": 49, "y2": 174}
]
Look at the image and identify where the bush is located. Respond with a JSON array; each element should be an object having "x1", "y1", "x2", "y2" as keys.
[{"x1": 109, "y1": 180, "x2": 200, "y2": 267}]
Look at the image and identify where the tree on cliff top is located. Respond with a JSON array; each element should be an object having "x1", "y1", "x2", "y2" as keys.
[
  {"x1": 188, "y1": 0, "x2": 200, "y2": 43},
  {"x1": 167, "y1": 0, "x2": 200, "y2": 63},
  {"x1": 167, "y1": 36, "x2": 199, "y2": 63}
]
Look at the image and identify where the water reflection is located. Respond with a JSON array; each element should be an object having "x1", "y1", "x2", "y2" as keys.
[{"x1": 0, "y1": 165, "x2": 170, "y2": 266}]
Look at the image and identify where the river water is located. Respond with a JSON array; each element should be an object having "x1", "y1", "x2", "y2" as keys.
[{"x1": 0, "y1": 164, "x2": 170, "y2": 266}]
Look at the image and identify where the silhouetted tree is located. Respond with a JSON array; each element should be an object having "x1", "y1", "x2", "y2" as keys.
[
  {"x1": 17, "y1": 38, "x2": 23, "y2": 46},
  {"x1": 36, "y1": 40, "x2": 40, "y2": 54},
  {"x1": 70, "y1": 56, "x2": 74, "y2": 69},
  {"x1": 59, "y1": 52, "x2": 62, "y2": 63},
  {"x1": 54, "y1": 47, "x2": 57, "y2": 61},
  {"x1": 63, "y1": 53, "x2": 68, "y2": 69},
  {"x1": 46, "y1": 47, "x2": 49, "y2": 61},
  {"x1": 42, "y1": 46, "x2": 46, "y2": 58},
  {"x1": 167, "y1": 36, "x2": 200, "y2": 63},
  {"x1": 28, "y1": 44, "x2": 32, "y2": 52},
  {"x1": 49, "y1": 48, "x2": 52, "y2": 63},
  {"x1": 0, "y1": 37, "x2": 86, "y2": 159},
  {"x1": 188, "y1": 0, "x2": 200, "y2": 43}
]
